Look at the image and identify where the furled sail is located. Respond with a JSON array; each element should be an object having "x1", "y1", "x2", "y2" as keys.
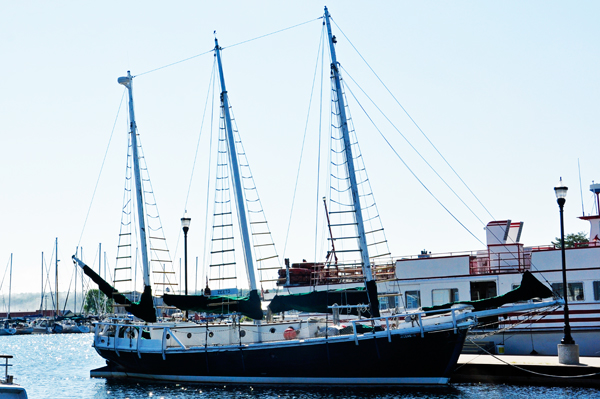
[
  {"x1": 72, "y1": 256, "x2": 157, "y2": 322},
  {"x1": 268, "y1": 286, "x2": 377, "y2": 318},
  {"x1": 422, "y1": 271, "x2": 554, "y2": 312},
  {"x1": 163, "y1": 289, "x2": 263, "y2": 320}
]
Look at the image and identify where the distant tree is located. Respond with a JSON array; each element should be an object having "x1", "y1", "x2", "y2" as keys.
[
  {"x1": 552, "y1": 232, "x2": 589, "y2": 249},
  {"x1": 84, "y1": 289, "x2": 113, "y2": 315}
]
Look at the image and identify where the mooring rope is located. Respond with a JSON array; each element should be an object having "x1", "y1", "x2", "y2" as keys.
[{"x1": 461, "y1": 339, "x2": 600, "y2": 379}]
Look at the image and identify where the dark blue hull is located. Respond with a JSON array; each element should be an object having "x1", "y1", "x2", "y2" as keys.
[{"x1": 92, "y1": 328, "x2": 467, "y2": 385}]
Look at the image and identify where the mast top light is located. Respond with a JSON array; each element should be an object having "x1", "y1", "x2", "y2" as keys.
[{"x1": 118, "y1": 71, "x2": 132, "y2": 87}]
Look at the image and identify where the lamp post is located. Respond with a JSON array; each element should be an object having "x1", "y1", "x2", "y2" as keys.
[
  {"x1": 181, "y1": 213, "x2": 191, "y2": 318},
  {"x1": 554, "y1": 178, "x2": 579, "y2": 364}
]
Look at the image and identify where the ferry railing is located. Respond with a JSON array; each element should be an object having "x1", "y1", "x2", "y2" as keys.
[
  {"x1": 469, "y1": 251, "x2": 532, "y2": 275},
  {"x1": 280, "y1": 258, "x2": 397, "y2": 287}
]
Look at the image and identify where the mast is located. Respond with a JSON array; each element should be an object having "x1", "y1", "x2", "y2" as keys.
[
  {"x1": 214, "y1": 38, "x2": 258, "y2": 292},
  {"x1": 39, "y1": 252, "x2": 44, "y2": 312},
  {"x1": 118, "y1": 71, "x2": 152, "y2": 290},
  {"x1": 75, "y1": 248, "x2": 78, "y2": 314},
  {"x1": 55, "y1": 237, "x2": 58, "y2": 317},
  {"x1": 324, "y1": 7, "x2": 372, "y2": 281},
  {"x1": 324, "y1": 7, "x2": 379, "y2": 316},
  {"x1": 8, "y1": 254, "x2": 12, "y2": 319}
]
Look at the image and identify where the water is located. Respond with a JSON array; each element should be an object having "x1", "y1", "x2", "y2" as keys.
[{"x1": 1, "y1": 334, "x2": 599, "y2": 399}]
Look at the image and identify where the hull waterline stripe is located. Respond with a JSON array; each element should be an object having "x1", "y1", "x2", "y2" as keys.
[{"x1": 90, "y1": 370, "x2": 449, "y2": 386}]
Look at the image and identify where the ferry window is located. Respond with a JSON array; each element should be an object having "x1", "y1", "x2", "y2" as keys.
[
  {"x1": 594, "y1": 281, "x2": 600, "y2": 300},
  {"x1": 432, "y1": 288, "x2": 459, "y2": 306},
  {"x1": 405, "y1": 290, "x2": 420, "y2": 309},
  {"x1": 552, "y1": 282, "x2": 585, "y2": 301},
  {"x1": 379, "y1": 296, "x2": 398, "y2": 310}
]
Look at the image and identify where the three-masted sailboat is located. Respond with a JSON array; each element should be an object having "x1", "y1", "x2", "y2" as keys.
[{"x1": 74, "y1": 7, "x2": 480, "y2": 385}]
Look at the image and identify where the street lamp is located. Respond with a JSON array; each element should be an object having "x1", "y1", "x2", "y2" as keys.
[
  {"x1": 181, "y1": 213, "x2": 191, "y2": 317},
  {"x1": 554, "y1": 178, "x2": 578, "y2": 364}
]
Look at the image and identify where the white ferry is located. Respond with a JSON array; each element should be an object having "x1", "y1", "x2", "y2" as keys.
[{"x1": 389, "y1": 205, "x2": 600, "y2": 356}]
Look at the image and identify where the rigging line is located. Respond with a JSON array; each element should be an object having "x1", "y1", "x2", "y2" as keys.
[
  {"x1": 331, "y1": 18, "x2": 495, "y2": 223},
  {"x1": 0, "y1": 256, "x2": 9, "y2": 292},
  {"x1": 77, "y1": 89, "x2": 127, "y2": 250},
  {"x1": 315, "y1": 23, "x2": 327, "y2": 265},
  {"x1": 134, "y1": 49, "x2": 214, "y2": 78},
  {"x1": 135, "y1": 17, "x2": 321, "y2": 78},
  {"x1": 225, "y1": 17, "x2": 323, "y2": 50},
  {"x1": 343, "y1": 82, "x2": 484, "y2": 246},
  {"x1": 340, "y1": 66, "x2": 486, "y2": 227},
  {"x1": 184, "y1": 57, "x2": 217, "y2": 213},
  {"x1": 282, "y1": 22, "x2": 325, "y2": 259},
  {"x1": 203, "y1": 63, "x2": 217, "y2": 288},
  {"x1": 62, "y1": 266, "x2": 74, "y2": 313}
]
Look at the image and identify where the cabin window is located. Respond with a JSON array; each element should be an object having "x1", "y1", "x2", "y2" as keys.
[
  {"x1": 470, "y1": 281, "x2": 497, "y2": 301},
  {"x1": 552, "y1": 282, "x2": 585, "y2": 301},
  {"x1": 594, "y1": 281, "x2": 600, "y2": 301},
  {"x1": 432, "y1": 288, "x2": 459, "y2": 306},
  {"x1": 405, "y1": 290, "x2": 421, "y2": 309}
]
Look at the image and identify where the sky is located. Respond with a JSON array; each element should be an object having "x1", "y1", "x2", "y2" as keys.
[{"x1": 0, "y1": 1, "x2": 599, "y2": 298}]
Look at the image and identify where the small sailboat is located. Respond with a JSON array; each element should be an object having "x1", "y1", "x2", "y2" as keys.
[
  {"x1": 1, "y1": 255, "x2": 16, "y2": 336},
  {"x1": 73, "y1": 7, "x2": 481, "y2": 386},
  {"x1": 1, "y1": 255, "x2": 32, "y2": 335}
]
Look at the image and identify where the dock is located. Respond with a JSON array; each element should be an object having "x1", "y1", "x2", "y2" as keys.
[{"x1": 452, "y1": 354, "x2": 600, "y2": 387}]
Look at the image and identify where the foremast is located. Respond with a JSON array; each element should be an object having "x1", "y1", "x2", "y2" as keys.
[
  {"x1": 118, "y1": 72, "x2": 152, "y2": 291},
  {"x1": 324, "y1": 6, "x2": 379, "y2": 316},
  {"x1": 214, "y1": 39, "x2": 259, "y2": 295}
]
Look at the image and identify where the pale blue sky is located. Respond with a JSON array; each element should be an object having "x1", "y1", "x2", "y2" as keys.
[{"x1": 1, "y1": 1, "x2": 599, "y2": 296}]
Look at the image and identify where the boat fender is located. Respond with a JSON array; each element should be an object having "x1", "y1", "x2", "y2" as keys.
[{"x1": 283, "y1": 327, "x2": 297, "y2": 340}]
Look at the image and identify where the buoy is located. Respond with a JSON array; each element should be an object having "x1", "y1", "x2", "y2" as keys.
[{"x1": 283, "y1": 327, "x2": 297, "y2": 340}]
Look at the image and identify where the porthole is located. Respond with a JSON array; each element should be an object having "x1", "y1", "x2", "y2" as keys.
[
  {"x1": 269, "y1": 328, "x2": 276, "y2": 334},
  {"x1": 187, "y1": 333, "x2": 192, "y2": 339},
  {"x1": 239, "y1": 330, "x2": 246, "y2": 338},
  {"x1": 209, "y1": 332, "x2": 214, "y2": 338},
  {"x1": 166, "y1": 333, "x2": 171, "y2": 340}
]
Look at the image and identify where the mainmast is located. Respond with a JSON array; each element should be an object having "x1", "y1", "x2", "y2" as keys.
[
  {"x1": 118, "y1": 71, "x2": 152, "y2": 291},
  {"x1": 8, "y1": 254, "x2": 12, "y2": 319},
  {"x1": 55, "y1": 238, "x2": 58, "y2": 318},
  {"x1": 214, "y1": 38, "x2": 258, "y2": 292},
  {"x1": 324, "y1": 7, "x2": 379, "y2": 316},
  {"x1": 324, "y1": 7, "x2": 373, "y2": 282}
]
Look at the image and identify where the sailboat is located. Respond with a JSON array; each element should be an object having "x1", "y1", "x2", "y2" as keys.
[
  {"x1": 71, "y1": 7, "x2": 485, "y2": 386},
  {"x1": 0, "y1": 255, "x2": 16, "y2": 336}
]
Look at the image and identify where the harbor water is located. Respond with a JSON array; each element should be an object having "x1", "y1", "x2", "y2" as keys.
[{"x1": 2, "y1": 333, "x2": 599, "y2": 399}]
